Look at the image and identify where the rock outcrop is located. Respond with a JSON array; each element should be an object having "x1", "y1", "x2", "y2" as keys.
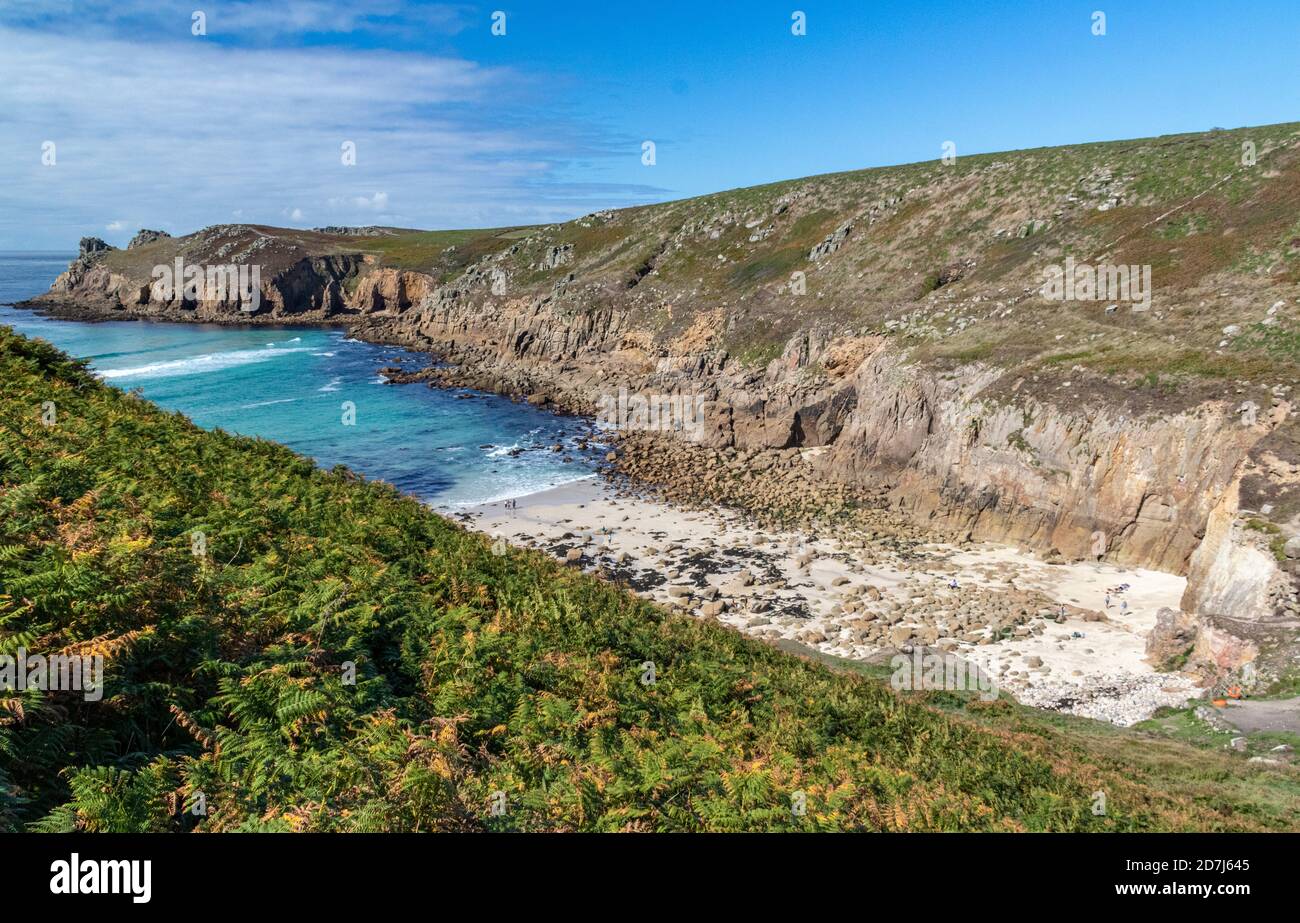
[{"x1": 128, "y1": 229, "x2": 170, "y2": 249}]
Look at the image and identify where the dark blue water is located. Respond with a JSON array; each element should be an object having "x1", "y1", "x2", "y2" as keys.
[{"x1": 0, "y1": 252, "x2": 602, "y2": 506}]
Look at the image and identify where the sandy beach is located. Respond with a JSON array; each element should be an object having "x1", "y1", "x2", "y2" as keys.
[{"x1": 448, "y1": 476, "x2": 1204, "y2": 726}]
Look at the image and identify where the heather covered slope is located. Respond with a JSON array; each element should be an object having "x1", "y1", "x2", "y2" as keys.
[{"x1": 1, "y1": 326, "x2": 1297, "y2": 832}]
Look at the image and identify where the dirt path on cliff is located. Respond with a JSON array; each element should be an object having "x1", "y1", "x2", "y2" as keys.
[{"x1": 1215, "y1": 697, "x2": 1300, "y2": 735}]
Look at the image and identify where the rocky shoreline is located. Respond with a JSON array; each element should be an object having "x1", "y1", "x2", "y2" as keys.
[{"x1": 462, "y1": 476, "x2": 1201, "y2": 726}]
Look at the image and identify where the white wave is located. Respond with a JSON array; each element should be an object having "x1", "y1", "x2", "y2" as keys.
[
  {"x1": 448, "y1": 473, "x2": 597, "y2": 508},
  {"x1": 317, "y1": 377, "x2": 343, "y2": 393},
  {"x1": 485, "y1": 442, "x2": 520, "y2": 458},
  {"x1": 97, "y1": 346, "x2": 314, "y2": 381},
  {"x1": 238, "y1": 398, "x2": 299, "y2": 409}
]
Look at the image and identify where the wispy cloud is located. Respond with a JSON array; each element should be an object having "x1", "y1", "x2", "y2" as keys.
[
  {"x1": 0, "y1": 4, "x2": 669, "y2": 248},
  {"x1": 0, "y1": 0, "x2": 473, "y2": 43}
]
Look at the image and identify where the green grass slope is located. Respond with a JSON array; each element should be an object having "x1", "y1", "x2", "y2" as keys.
[{"x1": 0, "y1": 326, "x2": 1296, "y2": 832}]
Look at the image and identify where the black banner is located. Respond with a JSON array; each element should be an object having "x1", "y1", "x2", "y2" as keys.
[{"x1": 8, "y1": 833, "x2": 1291, "y2": 910}]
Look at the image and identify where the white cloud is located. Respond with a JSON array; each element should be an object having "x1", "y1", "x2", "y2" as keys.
[
  {"x1": 0, "y1": 0, "x2": 471, "y2": 41},
  {"x1": 0, "y1": 18, "x2": 666, "y2": 248},
  {"x1": 106, "y1": 220, "x2": 125, "y2": 231},
  {"x1": 328, "y1": 192, "x2": 389, "y2": 212}
]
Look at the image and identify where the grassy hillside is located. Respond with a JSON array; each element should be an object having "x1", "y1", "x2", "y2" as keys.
[{"x1": 1, "y1": 326, "x2": 1297, "y2": 832}]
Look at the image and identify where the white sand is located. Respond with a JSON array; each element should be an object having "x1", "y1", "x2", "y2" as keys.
[{"x1": 451, "y1": 477, "x2": 1203, "y2": 725}]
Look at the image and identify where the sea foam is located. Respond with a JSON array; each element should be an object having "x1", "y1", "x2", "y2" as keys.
[{"x1": 98, "y1": 346, "x2": 313, "y2": 381}]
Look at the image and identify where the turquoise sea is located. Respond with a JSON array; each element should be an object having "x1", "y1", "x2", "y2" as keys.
[{"x1": 0, "y1": 252, "x2": 602, "y2": 506}]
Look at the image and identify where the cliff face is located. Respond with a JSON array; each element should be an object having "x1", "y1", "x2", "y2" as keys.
[
  {"x1": 45, "y1": 233, "x2": 372, "y2": 320},
  {"x1": 23, "y1": 123, "x2": 1300, "y2": 687},
  {"x1": 821, "y1": 349, "x2": 1263, "y2": 574}
]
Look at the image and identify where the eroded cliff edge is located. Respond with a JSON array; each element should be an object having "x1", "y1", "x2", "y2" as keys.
[{"x1": 22, "y1": 123, "x2": 1300, "y2": 689}]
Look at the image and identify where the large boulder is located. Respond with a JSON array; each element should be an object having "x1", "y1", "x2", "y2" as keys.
[{"x1": 1146, "y1": 607, "x2": 1197, "y2": 669}]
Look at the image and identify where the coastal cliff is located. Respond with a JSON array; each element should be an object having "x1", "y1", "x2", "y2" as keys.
[{"x1": 23, "y1": 122, "x2": 1300, "y2": 688}]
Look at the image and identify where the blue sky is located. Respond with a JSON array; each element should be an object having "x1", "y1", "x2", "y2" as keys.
[{"x1": 1, "y1": 0, "x2": 1296, "y2": 249}]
